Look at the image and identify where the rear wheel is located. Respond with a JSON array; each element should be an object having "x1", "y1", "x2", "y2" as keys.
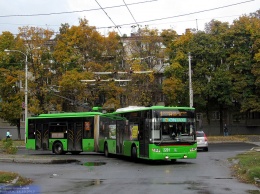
[
  {"x1": 204, "y1": 147, "x2": 208, "y2": 152},
  {"x1": 104, "y1": 143, "x2": 110, "y2": 157},
  {"x1": 53, "y1": 142, "x2": 63, "y2": 155}
]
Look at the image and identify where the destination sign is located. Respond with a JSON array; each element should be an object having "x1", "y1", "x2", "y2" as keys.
[
  {"x1": 159, "y1": 111, "x2": 188, "y2": 117},
  {"x1": 161, "y1": 118, "x2": 187, "y2": 122}
]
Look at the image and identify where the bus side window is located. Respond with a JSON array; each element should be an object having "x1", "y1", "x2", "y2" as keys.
[
  {"x1": 28, "y1": 123, "x2": 35, "y2": 139},
  {"x1": 83, "y1": 122, "x2": 92, "y2": 138},
  {"x1": 63, "y1": 126, "x2": 67, "y2": 139}
]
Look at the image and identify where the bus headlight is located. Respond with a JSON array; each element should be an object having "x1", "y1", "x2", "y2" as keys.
[
  {"x1": 152, "y1": 148, "x2": 161, "y2": 153},
  {"x1": 190, "y1": 148, "x2": 197, "y2": 152}
]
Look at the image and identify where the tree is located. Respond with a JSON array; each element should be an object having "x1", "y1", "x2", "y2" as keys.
[
  {"x1": 160, "y1": 29, "x2": 178, "y2": 48},
  {"x1": 226, "y1": 13, "x2": 260, "y2": 114},
  {"x1": 121, "y1": 27, "x2": 165, "y2": 106},
  {"x1": 55, "y1": 70, "x2": 90, "y2": 111},
  {"x1": 0, "y1": 68, "x2": 23, "y2": 139},
  {"x1": 0, "y1": 31, "x2": 25, "y2": 139},
  {"x1": 53, "y1": 19, "x2": 127, "y2": 111},
  {"x1": 165, "y1": 21, "x2": 235, "y2": 133},
  {"x1": 54, "y1": 18, "x2": 105, "y2": 71},
  {"x1": 205, "y1": 68, "x2": 233, "y2": 134},
  {"x1": 164, "y1": 29, "x2": 193, "y2": 106},
  {"x1": 192, "y1": 20, "x2": 232, "y2": 134},
  {"x1": 16, "y1": 26, "x2": 56, "y2": 115}
]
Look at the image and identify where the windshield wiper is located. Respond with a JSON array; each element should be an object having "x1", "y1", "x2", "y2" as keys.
[
  {"x1": 158, "y1": 136, "x2": 176, "y2": 145},
  {"x1": 158, "y1": 137, "x2": 166, "y2": 145}
]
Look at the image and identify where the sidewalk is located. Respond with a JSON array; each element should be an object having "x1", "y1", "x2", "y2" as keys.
[
  {"x1": 210, "y1": 140, "x2": 260, "y2": 147},
  {"x1": 208, "y1": 135, "x2": 260, "y2": 146},
  {"x1": 247, "y1": 141, "x2": 260, "y2": 147}
]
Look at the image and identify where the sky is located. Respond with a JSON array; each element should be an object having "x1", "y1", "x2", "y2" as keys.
[{"x1": 0, "y1": 0, "x2": 259, "y2": 36}]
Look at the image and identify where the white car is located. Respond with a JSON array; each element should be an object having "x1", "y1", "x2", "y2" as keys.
[{"x1": 196, "y1": 131, "x2": 208, "y2": 151}]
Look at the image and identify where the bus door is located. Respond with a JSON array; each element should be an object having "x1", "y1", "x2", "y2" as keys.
[
  {"x1": 35, "y1": 123, "x2": 49, "y2": 150},
  {"x1": 116, "y1": 120, "x2": 124, "y2": 154},
  {"x1": 67, "y1": 122, "x2": 83, "y2": 151},
  {"x1": 139, "y1": 118, "x2": 149, "y2": 157}
]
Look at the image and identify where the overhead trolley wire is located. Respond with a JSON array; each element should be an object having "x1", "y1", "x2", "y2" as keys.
[
  {"x1": 97, "y1": 0, "x2": 256, "y2": 29},
  {"x1": 94, "y1": 0, "x2": 123, "y2": 36},
  {"x1": 123, "y1": 0, "x2": 140, "y2": 29},
  {"x1": 0, "y1": 0, "x2": 158, "y2": 18},
  {"x1": 0, "y1": 0, "x2": 255, "y2": 35}
]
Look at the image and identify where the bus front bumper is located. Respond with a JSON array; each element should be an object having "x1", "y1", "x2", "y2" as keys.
[{"x1": 149, "y1": 147, "x2": 197, "y2": 161}]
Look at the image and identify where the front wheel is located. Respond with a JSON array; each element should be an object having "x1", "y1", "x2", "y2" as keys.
[
  {"x1": 104, "y1": 143, "x2": 110, "y2": 157},
  {"x1": 131, "y1": 146, "x2": 137, "y2": 162},
  {"x1": 171, "y1": 159, "x2": 177, "y2": 163},
  {"x1": 53, "y1": 142, "x2": 64, "y2": 155}
]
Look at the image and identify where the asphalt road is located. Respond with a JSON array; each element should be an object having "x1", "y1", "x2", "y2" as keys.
[{"x1": 0, "y1": 142, "x2": 259, "y2": 194}]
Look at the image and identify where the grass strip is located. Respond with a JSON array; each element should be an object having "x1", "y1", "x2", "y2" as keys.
[
  {"x1": 229, "y1": 150, "x2": 260, "y2": 188},
  {"x1": 0, "y1": 171, "x2": 32, "y2": 186}
]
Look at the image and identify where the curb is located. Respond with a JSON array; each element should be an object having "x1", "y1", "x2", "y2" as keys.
[
  {"x1": 209, "y1": 141, "x2": 260, "y2": 146},
  {"x1": 0, "y1": 156, "x2": 79, "y2": 164},
  {"x1": 251, "y1": 147, "x2": 260, "y2": 152}
]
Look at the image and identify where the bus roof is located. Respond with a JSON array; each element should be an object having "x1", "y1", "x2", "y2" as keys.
[
  {"x1": 150, "y1": 106, "x2": 195, "y2": 110},
  {"x1": 114, "y1": 106, "x2": 195, "y2": 113},
  {"x1": 115, "y1": 106, "x2": 147, "y2": 112},
  {"x1": 29, "y1": 112, "x2": 103, "y2": 119},
  {"x1": 101, "y1": 114, "x2": 126, "y2": 120}
]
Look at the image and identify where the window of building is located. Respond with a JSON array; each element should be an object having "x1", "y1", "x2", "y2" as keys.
[
  {"x1": 247, "y1": 112, "x2": 260, "y2": 119},
  {"x1": 212, "y1": 111, "x2": 220, "y2": 120},
  {"x1": 196, "y1": 113, "x2": 203, "y2": 121}
]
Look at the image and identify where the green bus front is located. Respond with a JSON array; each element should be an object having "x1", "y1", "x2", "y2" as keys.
[
  {"x1": 26, "y1": 112, "x2": 101, "y2": 154},
  {"x1": 99, "y1": 106, "x2": 197, "y2": 161}
]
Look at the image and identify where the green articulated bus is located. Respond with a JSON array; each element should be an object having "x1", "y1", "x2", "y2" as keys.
[
  {"x1": 98, "y1": 106, "x2": 197, "y2": 161},
  {"x1": 26, "y1": 111, "x2": 103, "y2": 155}
]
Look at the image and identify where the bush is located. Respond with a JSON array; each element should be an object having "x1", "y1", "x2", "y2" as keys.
[{"x1": 2, "y1": 138, "x2": 17, "y2": 154}]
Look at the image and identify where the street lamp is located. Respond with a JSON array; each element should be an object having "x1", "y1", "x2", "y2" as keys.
[
  {"x1": 4, "y1": 49, "x2": 28, "y2": 140},
  {"x1": 188, "y1": 52, "x2": 193, "y2": 108}
]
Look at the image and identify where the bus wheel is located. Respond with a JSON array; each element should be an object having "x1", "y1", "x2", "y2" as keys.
[
  {"x1": 53, "y1": 142, "x2": 63, "y2": 155},
  {"x1": 104, "y1": 143, "x2": 110, "y2": 157},
  {"x1": 171, "y1": 159, "x2": 177, "y2": 163},
  {"x1": 131, "y1": 146, "x2": 137, "y2": 161}
]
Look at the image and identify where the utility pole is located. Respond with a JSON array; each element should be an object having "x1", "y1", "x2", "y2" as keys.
[{"x1": 188, "y1": 52, "x2": 193, "y2": 108}]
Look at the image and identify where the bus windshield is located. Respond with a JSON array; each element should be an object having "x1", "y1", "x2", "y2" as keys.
[{"x1": 151, "y1": 109, "x2": 195, "y2": 142}]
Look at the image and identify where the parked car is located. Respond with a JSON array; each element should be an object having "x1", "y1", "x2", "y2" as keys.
[{"x1": 196, "y1": 131, "x2": 208, "y2": 151}]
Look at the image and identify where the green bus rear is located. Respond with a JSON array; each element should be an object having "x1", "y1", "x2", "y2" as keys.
[
  {"x1": 98, "y1": 106, "x2": 197, "y2": 161},
  {"x1": 26, "y1": 112, "x2": 102, "y2": 154}
]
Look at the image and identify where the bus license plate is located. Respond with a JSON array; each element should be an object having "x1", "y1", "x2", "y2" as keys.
[{"x1": 163, "y1": 148, "x2": 171, "y2": 153}]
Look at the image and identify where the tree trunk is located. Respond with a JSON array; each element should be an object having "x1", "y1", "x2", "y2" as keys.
[
  {"x1": 219, "y1": 104, "x2": 223, "y2": 136},
  {"x1": 206, "y1": 95, "x2": 210, "y2": 125},
  {"x1": 16, "y1": 119, "x2": 21, "y2": 140}
]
